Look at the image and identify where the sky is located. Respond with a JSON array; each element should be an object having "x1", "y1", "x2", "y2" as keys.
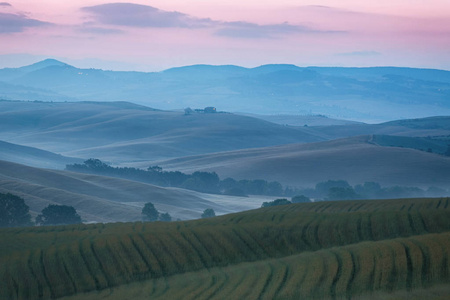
[{"x1": 0, "y1": 0, "x2": 449, "y2": 71}]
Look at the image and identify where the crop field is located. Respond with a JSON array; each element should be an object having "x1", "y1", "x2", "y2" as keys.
[
  {"x1": 1, "y1": 197, "x2": 450, "y2": 299},
  {"x1": 61, "y1": 231, "x2": 450, "y2": 300}
]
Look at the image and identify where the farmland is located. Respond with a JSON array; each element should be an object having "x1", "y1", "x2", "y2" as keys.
[{"x1": 1, "y1": 197, "x2": 450, "y2": 299}]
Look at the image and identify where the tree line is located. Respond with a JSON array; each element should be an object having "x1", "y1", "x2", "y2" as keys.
[
  {"x1": 66, "y1": 159, "x2": 448, "y2": 200},
  {"x1": 66, "y1": 159, "x2": 285, "y2": 196}
]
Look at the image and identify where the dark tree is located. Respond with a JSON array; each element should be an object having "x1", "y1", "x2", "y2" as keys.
[
  {"x1": 291, "y1": 195, "x2": 311, "y2": 203},
  {"x1": 0, "y1": 193, "x2": 32, "y2": 227},
  {"x1": 201, "y1": 208, "x2": 216, "y2": 218},
  {"x1": 261, "y1": 198, "x2": 292, "y2": 208},
  {"x1": 142, "y1": 202, "x2": 159, "y2": 222},
  {"x1": 327, "y1": 187, "x2": 359, "y2": 201},
  {"x1": 36, "y1": 204, "x2": 82, "y2": 226},
  {"x1": 159, "y1": 212, "x2": 172, "y2": 222}
]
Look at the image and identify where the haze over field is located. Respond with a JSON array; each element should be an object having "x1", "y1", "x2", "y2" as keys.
[{"x1": 2, "y1": 1, "x2": 450, "y2": 299}]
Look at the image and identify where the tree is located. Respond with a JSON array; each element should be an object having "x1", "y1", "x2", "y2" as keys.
[
  {"x1": 159, "y1": 212, "x2": 172, "y2": 222},
  {"x1": 327, "y1": 187, "x2": 359, "y2": 201},
  {"x1": 291, "y1": 195, "x2": 311, "y2": 203},
  {"x1": 36, "y1": 204, "x2": 82, "y2": 226},
  {"x1": 0, "y1": 193, "x2": 32, "y2": 227},
  {"x1": 142, "y1": 202, "x2": 159, "y2": 222},
  {"x1": 201, "y1": 208, "x2": 216, "y2": 218},
  {"x1": 261, "y1": 198, "x2": 291, "y2": 208}
]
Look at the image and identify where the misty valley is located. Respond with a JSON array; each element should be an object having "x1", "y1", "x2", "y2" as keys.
[{"x1": 1, "y1": 60, "x2": 450, "y2": 299}]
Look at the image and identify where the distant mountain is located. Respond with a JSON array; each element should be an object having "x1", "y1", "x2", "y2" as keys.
[
  {"x1": 154, "y1": 135, "x2": 450, "y2": 189},
  {"x1": 1, "y1": 60, "x2": 450, "y2": 121},
  {"x1": 17, "y1": 58, "x2": 68, "y2": 73}
]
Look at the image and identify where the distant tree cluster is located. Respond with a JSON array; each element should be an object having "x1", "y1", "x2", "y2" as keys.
[
  {"x1": 291, "y1": 180, "x2": 447, "y2": 201},
  {"x1": 67, "y1": 159, "x2": 286, "y2": 196},
  {"x1": 141, "y1": 202, "x2": 172, "y2": 222}
]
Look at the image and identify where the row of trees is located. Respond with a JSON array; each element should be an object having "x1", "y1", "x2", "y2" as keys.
[
  {"x1": 301, "y1": 180, "x2": 446, "y2": 201},
  {"x1": 66, "y1": 159, "x2": 285, "y2": 196},
  {"x1": 67, "y1": 159, "x2": 448, "y2": 200},
  {"x1": 0, "y1": 192, "x2": 82, "y2": 227}
]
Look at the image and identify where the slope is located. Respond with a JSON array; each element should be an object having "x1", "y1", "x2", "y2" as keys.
[
  {"x1": 1, "y1": 197, "x2": 449, "y2": 299},
  {"x1": 154, "y1": 135, "x2": 450, "y2": 189},
  {"x1": 0, "y1": 140, "x2": 81, "y2": 169},
  {"x1": 0, "y1": 100, "x2": 325, "y2": 161},
  {"x1": 0, "y1": 160, "x2": 261, "y2": 222}
]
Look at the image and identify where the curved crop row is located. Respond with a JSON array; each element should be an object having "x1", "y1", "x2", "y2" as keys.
[
  {"x1": 1, "y1": 198, "x2": 450, "y2": 299},
  {"x1": 60, "y1": 231, "x2": 450, "y2": 300}
]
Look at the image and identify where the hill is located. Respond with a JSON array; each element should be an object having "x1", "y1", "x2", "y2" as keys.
[
  {"x1": 1, "y1": 197, "x2": 449, "y2": 299},
  {"x1": 0, "y1": 160, "x2": 262, "y2": 222},
  {"x1": 154, "y1": 135, "x2": 450, "y2": 189},
  {"x1": 240, "y1": 113, "x2": 363, "y2": 126},
  {"x1": 0, "y1": 140, "x2": 81, "y2": 169},
  {"x1": 0, "y1": 100, "x2": 324, "y2": 161},
  {"x1": 1, "y1": 60, "x2": 450, "y2": 121}
]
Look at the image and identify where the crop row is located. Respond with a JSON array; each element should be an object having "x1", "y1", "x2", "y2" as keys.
[
  {"x1": 1, "y1": 197, "x2": 448, "y2": 258},
  {"x1": 1, "y1": 204, "x2": 450, "y2": 299},
  {"x1": 61, "y1": 231, "x2": 450, "y2": 300}
]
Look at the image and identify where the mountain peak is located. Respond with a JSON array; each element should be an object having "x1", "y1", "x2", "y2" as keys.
[{"x1": 19, "y1": 59, "x2": 71, "y2": 73}]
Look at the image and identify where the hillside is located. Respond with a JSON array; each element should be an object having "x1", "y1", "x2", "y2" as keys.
[
  {"x1": 1, "y1": 60, "x2": 450, "y2": 121},
  {"x1": 1, "y1": 101, "x2": 450, "y2": 167},
  {"x1": 154, "y1": 135, "x2": 450, "y2": 189},
  {"x1": 0, "y1": 140, "x2": 81, "y2": 169},
  {"x1": 0, "y1": 160, "x2": 262, "y2": 222},
  {"x1": 0, "y1": 100, "x2": 325, "y2": 162},
  {"x1": 1, "y1": 197, "x2": 449, "y2": 299}
]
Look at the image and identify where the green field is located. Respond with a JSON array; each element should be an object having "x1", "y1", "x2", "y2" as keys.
[{"x1": 1, "y1": 197, "x2": 450, "y2": 299}]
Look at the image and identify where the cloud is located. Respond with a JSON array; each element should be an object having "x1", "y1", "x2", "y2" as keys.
[
  {"x1": 215, "y1": 21, "x2": 334, "y2": 39},
  {"x1": 0, "y1": 2, "x2": 11, "y2": 6},
  {"x1": 336, "y1": 51, "x2": 381, "y2": 56},
  {"x1": 82, "y1": 3, "x2": 216, "y2": 28},
  {"x1": 82, "y1": 2, "x2": 336, "y2": 39},
  {"x1": 0, "y1": 12, "x2": 50, "y2": 33}
]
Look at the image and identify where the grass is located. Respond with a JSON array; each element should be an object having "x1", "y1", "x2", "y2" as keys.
[{"x1": 1, "y1": 197, "x2": 449, "y2": 299}]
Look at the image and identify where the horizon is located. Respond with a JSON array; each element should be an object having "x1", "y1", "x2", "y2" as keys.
[
  {"x1": 4, "y1": 57, "x2": 450, "y2": 73},
  {"x1": 1, "y1": 1, "x2": 450, "y2": 72}
]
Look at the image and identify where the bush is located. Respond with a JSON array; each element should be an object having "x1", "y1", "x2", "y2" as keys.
[
  {"x1": 201, "y1": 208, "x2": 216, "y2": 218},
  {"x1": 159, "y1": 212, "x2": 172, "y2": 222},
  {"x1": 261, "y1": 198, "x2": 292, "y2": 208}
]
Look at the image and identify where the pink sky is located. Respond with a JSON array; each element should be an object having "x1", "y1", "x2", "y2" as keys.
[{"x1": 0, "y1": 0, "x2": 449, "y2": 71}]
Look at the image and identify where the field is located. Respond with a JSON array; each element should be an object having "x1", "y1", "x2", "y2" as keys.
[{"x1": 1, "y1": 197, "x2": 450, "y2": 299}]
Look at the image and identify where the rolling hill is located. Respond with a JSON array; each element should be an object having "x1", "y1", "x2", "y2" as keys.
[
  {"x1": 1, "y1": 59, "x2": 450, "y2": 121},
  {"x1": 0, "y1": 100, "x2": 325, "y2": 161},
  {"x1": 0, "y1": 160, "x2": 262, "y2": 222},
  {"x1": 154, "y1": 135, "x2": 450, "y2": 189},
  {"x1": 1, "y1": 197, "x2": 449, "y2": 299},
  {"x1": 0, "y1": 140, "x2": 81, "y2": 169}
]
